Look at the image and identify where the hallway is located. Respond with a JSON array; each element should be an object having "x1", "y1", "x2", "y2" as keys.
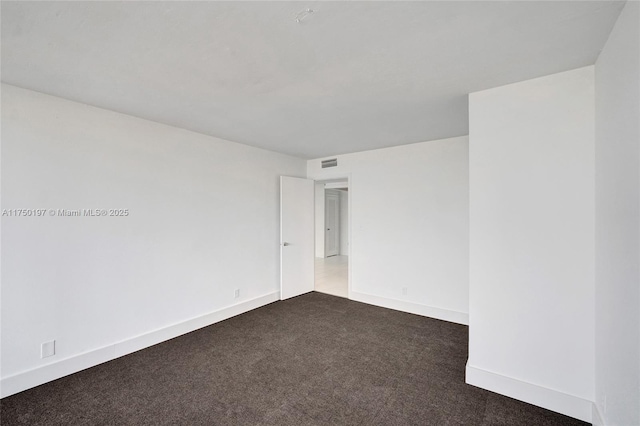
[{"x1": 314, "y1": 255, "x2": 348, "y2": 298}]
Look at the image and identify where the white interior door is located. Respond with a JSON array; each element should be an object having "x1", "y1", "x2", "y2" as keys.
[
  {"x1": 280, "y1": 176, "x2": 314, "y2": 300},
  {"x1": 325, "y1": 190, "x2": 340, "y2": 257}
]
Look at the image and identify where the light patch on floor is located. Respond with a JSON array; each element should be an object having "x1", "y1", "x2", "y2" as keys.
[{"x1": 315, "y1": 255, "x2": 348, "y2": 298}]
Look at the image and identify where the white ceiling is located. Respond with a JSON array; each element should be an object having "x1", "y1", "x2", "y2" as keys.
[{"x1": 1, "y1": 1, "x2": 625, "y2": 159}]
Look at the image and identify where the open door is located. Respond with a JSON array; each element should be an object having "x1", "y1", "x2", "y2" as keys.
[{"x1": 280, "y1": 176, "x2": 314, "y2": 300}]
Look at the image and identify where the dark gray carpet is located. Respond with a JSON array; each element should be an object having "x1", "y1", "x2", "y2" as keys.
[{"x1": 1, "y1": 292, "x2": 587, "y2": 425}]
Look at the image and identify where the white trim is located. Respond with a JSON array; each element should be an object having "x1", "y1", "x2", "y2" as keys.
[
  {"x1": 465, "y1": 363, "x2": 593, "y2": 423},
  {"x1": 349, "y1": 291, "x2": 468, "y2": 325},
  {"x1": 324, "y1": 181, "x2": 348, "y2": 189},
  {"x1": 592, "y1": 402, "x2": 605, "y2": 426},
  {"x1": 1, "y1": 291, "x2": 279, "y2": 398},
  {"x1": 280, "y1": 176, "x2": 285, "y2": 299}
]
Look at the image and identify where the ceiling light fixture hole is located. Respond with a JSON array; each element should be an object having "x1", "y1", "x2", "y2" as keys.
[{"x1": 295, "y1": 8, "x2": 314, "y2": 24}]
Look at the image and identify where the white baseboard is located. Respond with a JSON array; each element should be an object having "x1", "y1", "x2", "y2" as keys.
[
  {"x1": 465, "y1": 363, "x2": 593, "y2": 423},
  {"x1": 592, "y1": 402, "x2": 605, "y2": 426},
  {"x1": 1, "y1": 291, "x2": 279, "y2": 398},
  {"x1": 349, "y1": 291, "x2": 468, "y2": 325}
]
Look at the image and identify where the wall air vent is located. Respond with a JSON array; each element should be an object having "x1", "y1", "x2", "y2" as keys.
[{"x1": 321, "y1": 158, "x2": 338, "y2": 168}]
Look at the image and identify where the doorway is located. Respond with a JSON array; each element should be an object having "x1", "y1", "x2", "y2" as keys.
[
  {"x1": 325, "y1": 190, "x2": 340, "y2": 257},
  {"x1": 314, "y1": 180, "x2": 349, "y2": 298}
]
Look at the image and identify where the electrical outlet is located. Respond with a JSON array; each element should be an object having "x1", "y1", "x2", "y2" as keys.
[
  {"x1": 234, "y1": 289, "x2": 240, "y2": 299},
  {"x1": 41, "y1": 340, "x2": 55, "y2": 358},
  {"x1": 402, "y1": 287, "x2": 408, "y2": 296}
]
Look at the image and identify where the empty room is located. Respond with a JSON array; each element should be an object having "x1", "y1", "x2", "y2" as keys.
[{"x1": 1, "y1": 1, "x2": 638, "y2": 425}]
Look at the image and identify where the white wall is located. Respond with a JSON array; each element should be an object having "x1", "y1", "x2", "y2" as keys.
[
  {"x1": 0, "y1": 84, "x2": 306, "y2": 396},
  {"x1": 314, "y1": 183, "x2": 325, "y2": 258},
  {"x1": 339, "y1": 190, "x2": 348, "y2": 255},
  {"x1": 594, "y1": 2, "x2": 640, "y2": 425},
  {"x1": 308, "y1": 136, "x2": 469, "y2": 324},
  {"x1": 467, "y1": 67, "x2": 595, "y2": 422}
]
